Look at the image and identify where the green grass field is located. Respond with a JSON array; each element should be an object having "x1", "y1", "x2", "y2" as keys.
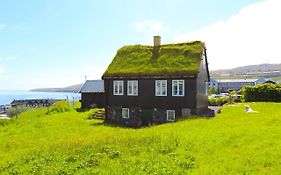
[{"x1": 1, "y1": 102, "x2": 281, "y2": 174}]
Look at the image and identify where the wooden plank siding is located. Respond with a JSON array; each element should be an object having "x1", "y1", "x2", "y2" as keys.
[
  {"x1": 81, "y1": 93, "x2": 105, "y2": 108},
  {"x1": 104, "y1": 78, "x2": 200, "y2": 127}
]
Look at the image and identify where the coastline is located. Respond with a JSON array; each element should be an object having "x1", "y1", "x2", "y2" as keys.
[{"x1": 0, "y1": 90, "x2": 81, "y2": 106}]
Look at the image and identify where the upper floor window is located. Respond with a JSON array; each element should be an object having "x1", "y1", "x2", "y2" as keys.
[
  {"x1": 113, "y1": 80, "x2": 123, "y2": 95},
  {"x1": 155, "y1": 80, "x2": 167, "y2": 96},
  {"x1": 127, "y1": 80, "x2": 138, "y2": 96},
  {"x1": 172, "y1": 80, "x2": 184, "y2": 96}
]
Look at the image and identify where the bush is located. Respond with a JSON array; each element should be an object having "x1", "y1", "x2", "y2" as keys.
[
  {"x1": 228, "y1": 90, "x2": 237, "y2": 104},
  {"x1": 242, "y1": 83, "x2": 281, "y2": 102},
  {"x1": 208, "y1": 96, "x2": 228, "y2": 106},
  {"x1": 46, "y1": 101, "x2": 71, "y2": 115},
  {"x1": 6, "y1": 106, "x2": 28, "y2": 117}
]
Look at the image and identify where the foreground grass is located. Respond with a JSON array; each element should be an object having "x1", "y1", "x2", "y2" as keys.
[{"x1": 1, "y1": 103, "x2": 281, "y2": 174}]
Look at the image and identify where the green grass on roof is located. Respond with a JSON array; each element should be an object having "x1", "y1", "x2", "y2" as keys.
[{"x1": 103, "y1": 41, "x2": 204, "y2": 77}]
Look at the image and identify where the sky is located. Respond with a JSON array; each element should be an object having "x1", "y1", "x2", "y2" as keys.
[{"x1": 0, "y1": 0, "x2": 280, "y2": 90}]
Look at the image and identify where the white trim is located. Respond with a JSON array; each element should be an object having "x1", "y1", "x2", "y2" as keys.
[
  {"x1": 122, "y1": 108, "x2": 129, "y2": 119},
  {"x1": 155, "y1": 80, "x2": 167, "y2": 96},
  {"x1": 113, "y1": 80, "x2": 124, "y2": 95},
  {"x1": 172, "y1": 80, "x2": 185, "y2": 96},
  {"x1": 166, "y1": 110, "x2": 175, "y2": 122},
  {"x1": 127, "y1": 80, "x2": 138, "y2": 96}
]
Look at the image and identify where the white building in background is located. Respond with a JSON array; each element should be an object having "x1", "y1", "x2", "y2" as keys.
[{"x1": 209, "y1": 77, "x2": 275, "y2": 93}]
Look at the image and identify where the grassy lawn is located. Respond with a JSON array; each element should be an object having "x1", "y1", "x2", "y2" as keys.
[{"x1": 1, "y1": 102, "x2": 281, "y2": 174}]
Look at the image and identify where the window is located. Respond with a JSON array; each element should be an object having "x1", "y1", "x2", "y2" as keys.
[
  {"x1": 155, "y1": 80, "x2": 167, "y2": 96},
  {"x1": 172, "y1": 80, "x2": 184, "y2": 96},
  {"x1": 122, "y1": 108, "x2": 129, "y2": 119},
  {"x1": 113, "y1": 80, "x2": 123, "y2": 95},
  {"x1": 167, "y1": 110, "x2": 175, "y2": 122},
  {"x1": 127, "y1": 80, "x2": 138, "y2": 96}
]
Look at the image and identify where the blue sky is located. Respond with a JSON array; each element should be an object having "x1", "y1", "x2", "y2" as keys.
[{"x1": 1, "y1": 0, "x2": 280, "y2": 90}]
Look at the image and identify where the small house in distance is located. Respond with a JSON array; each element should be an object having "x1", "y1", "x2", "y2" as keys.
[
  {"x1": 79, "y1": 80, "x2": 105, "y2": 108},
  {"x1": 102, "y1": 36, "x2": 213, "y2": 127}
]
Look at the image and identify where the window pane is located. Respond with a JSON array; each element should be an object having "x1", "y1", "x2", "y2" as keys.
[
  {"x1": 133, "y1": 83, "x2": 137, "y2": 95},
  {"x1": 128, "y1": 81, "x2": 132, "y2": 95},
  {"x1": 161, "y1": 81, "x2": 166, "y2": 95},
  {"x1": 179, "y1": 81, "x2": 183, "y2": 95},
  {"x1": 173, "y1": 82, "x2": 178, "y2": 95},
  {"x1": 119, "y1": 82, "x2": 123, "y2": 94},
  {"x1": 156, "y1": 81, "x2": 160, "y2": 96},
  {"x1": 114, "y1": 83, "x2": 118, "y2": 94}
]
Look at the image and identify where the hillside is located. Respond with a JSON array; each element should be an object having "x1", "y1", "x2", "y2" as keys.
[
  {"x1": 31, "y1": 83, "x2": 83, "y2": 93},
  {"x1": 1, "y1": 102, "x2": 281, "y2": 174}
]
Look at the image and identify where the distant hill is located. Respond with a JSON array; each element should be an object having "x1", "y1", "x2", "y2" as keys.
[
  {"x1": 211, "y1": 63, "x2": 281, "y2": 83},
  {"x1": 31, "y1": 83, "x2": 83, "y2": 93},
  {"x1": 211, "y1": 63, "x2": 281, "y2": 75}
]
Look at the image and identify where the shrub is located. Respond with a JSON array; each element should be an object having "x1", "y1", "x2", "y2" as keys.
[
  {"x1": 46, "y1": 100, "x2": 71, "y2": 115},
  {"x1": 6, "y1": 106, "x2": 28, "y2": 117},
  {"x1": 242, "y1": 83, "x2": 281, "y2": 102},
  {"x1": 208, "y1": 96, "x2": 228, "y2": 106},
  {"x1": 228, "y1": 90, "x2": 237, "y2": 104},
  {"x1": 208, "y1": 84, "x2": 217, "y2": 95}
]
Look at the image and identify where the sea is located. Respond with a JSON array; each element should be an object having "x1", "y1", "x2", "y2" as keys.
[{"x1": 0, "y1": 91, "x2": 81, "y2": 106}]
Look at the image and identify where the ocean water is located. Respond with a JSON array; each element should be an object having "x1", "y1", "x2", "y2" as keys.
[{"x1": 0, "y1": 91, "x2": 81, "y2": 105}]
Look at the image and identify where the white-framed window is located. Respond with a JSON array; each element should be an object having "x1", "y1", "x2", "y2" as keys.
[
  {"x1": 127, "y1": 80, "x2": 138, "y2": 96},
  {"x1": 122, "y1": 108, "x2": 129, "y2": 119},
  {"x1": 113, "y1": 80, "x2": 123, "y2": 95},
  {"x1": 155, "y1": 80, "x2": 167, "y2": 96},
  {"x1": 167, "y1": 110, "x2": 175, "y2": 122},
  {"x1": 172, "y1": 80, "x2": 184, "y2": 96}
]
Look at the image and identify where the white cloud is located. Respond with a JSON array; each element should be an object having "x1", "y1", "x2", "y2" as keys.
[
  {"x1": 134, "y1": 19, "x2": 170, "y2": 35},
  {"x1": 0, "y1": 24, "x2": 6, "y2": 29},
  {"x1": 0, "y1": 55, "x2": 16, "y2": 61},
  {"x1": 174, "y1": 0, "x2": 281, "y2": 70},
  {"x1": 0, "y1": 66, "x2": 3, "y2": 76}
]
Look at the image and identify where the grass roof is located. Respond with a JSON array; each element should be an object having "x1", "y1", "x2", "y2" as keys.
[{"x1": 103, "y1": 41, "x2": 205, "y2": 77}]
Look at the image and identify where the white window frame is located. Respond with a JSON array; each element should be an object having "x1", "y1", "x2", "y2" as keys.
[
  {"x1": 127, "y1": 80, "x2": 138, "y2": 96},
  {"x1": 155, "y1": 80, "x2": 167, "y2": 96},
  {"x1": 172, "y1": 80, "x2": 185, "y2": 96},
  {"x1": 113, "y1": 80, "x2": 123, "y2": 95},
  {"x1": 166, "y1": 110, "x2": 175, "y2": 122},
  {"x1": 122, "y1": 108, "x2": 129, "y2": 119}
]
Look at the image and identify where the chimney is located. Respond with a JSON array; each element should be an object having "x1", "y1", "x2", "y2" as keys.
[{"x1": 153, "y1": 36, "x2": 161, "y2": 47}]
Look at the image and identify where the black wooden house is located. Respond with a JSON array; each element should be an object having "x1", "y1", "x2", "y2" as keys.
[
  {"x1": 79, "y1": 80, "x2": 105, "y2": 108},
  {"x1": 102, "y1": 36, "x2": 213, "y2": 127}
]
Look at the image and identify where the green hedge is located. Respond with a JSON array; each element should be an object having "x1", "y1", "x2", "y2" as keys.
[
  {"x1": 208, "y1": 96, "x2": 228, "y2": 106},
  {"x1": 242, "y1": 83, "x2": 281, "y2": 102}
]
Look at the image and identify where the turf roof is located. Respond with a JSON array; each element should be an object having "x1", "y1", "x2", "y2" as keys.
[{"x1": 103, "y1": 41, "x2": 205, "y2": 77}]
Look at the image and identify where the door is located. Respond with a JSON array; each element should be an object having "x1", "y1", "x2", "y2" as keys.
[{"x1": 141, "y1": 109, "x2": 153, "y2": 126}]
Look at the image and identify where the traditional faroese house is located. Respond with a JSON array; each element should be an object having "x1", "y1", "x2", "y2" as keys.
[
  {"x1": 79, "y1": 80, "x2": 105, "y2": 108},
  {"x1": 102, "y1": 36, "x2": 212, "y2": 127}
]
